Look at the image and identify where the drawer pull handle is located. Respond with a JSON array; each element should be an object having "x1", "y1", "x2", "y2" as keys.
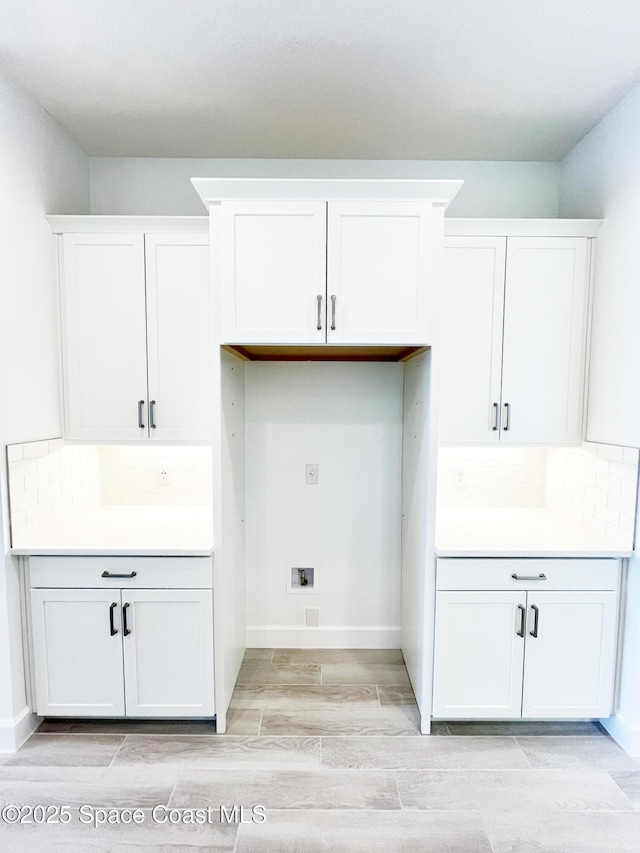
[
  {"x1": 102, "y1": 571, "x2": 137, "y2": 579},
  {"x1": 123, "y1": 602, "x2": 131, "y2": 636},
  {"x1": 516, "y1": 604, "x2": 526, "y2": 638},
  {"x1": 511, "y1": 573, "x2": 547, "y2": 581},
  {"x1": 109, "y1": 602, "x2": 118, "y2": 636},
  {"x1": 330, "y1": 294, "x2": 336, "y2": 330},
  {"x1": 316, "y1": 294, "x2": 323, "y2": 330},
  {"x1": 530, "y1": 604, "x2": 539, "y2": 638}
]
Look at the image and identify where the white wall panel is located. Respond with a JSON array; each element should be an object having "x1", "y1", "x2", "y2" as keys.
[{"x1": 245, "y1": 362, "x2": 403, "y2": 646}]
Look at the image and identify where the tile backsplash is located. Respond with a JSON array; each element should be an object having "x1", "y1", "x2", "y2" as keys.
[
  {"x1": 7, "y1": 439, "x2": 213, "y2": 544},
  {"x1": 438, "y1": 441, "x2": 638, "y2": 541},
  {"x1": 99, "y1": 445, "x2": 213, "y2": 506},
  {"x1": 545, "y1": 444, "x2": 638, "y2": 540},
  {"x1": 437, "y1": 446, "x2": 547, "y2": 508},
  {"x1": 8, "y1": 439, "x2": 100, "y2": 539}
]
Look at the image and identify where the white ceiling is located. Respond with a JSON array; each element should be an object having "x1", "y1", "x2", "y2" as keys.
[{"x1": 2, "y1": 0, "x2": 640, "y2": 161}]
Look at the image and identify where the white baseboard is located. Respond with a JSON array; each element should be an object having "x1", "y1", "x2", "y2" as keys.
[
  {"x1": 246, "y1": 625, "x2": 401, "y2": 649},
  {"x1": 0, "y1": 707, "x2": 40, "y2": 753},
  {"x1": 600, "y1": 712, "x2": 640, "y2": 756}
]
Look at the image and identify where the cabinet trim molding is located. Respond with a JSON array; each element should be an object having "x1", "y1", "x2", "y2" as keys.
[
  {"x1": 47, "y1": 216, "x2": 209, "y2": 234},
  {"x1": 445, "y1": 219, "x2": 602, "y2": 238}
]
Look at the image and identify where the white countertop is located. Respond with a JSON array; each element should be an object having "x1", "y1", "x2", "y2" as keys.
[
  {"x1": 436, "y1": 508, "x2": 634, "y2": 558},
  {"x1": 10, "y1": 506, "x2": 214, "y2": 556}
]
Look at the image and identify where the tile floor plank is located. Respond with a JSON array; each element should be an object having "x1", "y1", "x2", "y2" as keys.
[
  {"x1": 272, "y1": 649, "x2": 404, "y2": 665},
  {"x1": 236, "y1": 663, "x2": 321, "y2": 685},
  {"x1": 260, "y1": 706, "x2": 421, "y2": 736},
  {"x1": 609, "y1": 770, "x2": 640, "y2": 809},
  {"x1": 0, "y1": 808, "x2": 238, "y2": 851},
  {"x1": 396, "y1": 769, "x2": 633, "y2": 812},
  {"x1": 112, "y1": 735, "x2": 320, "y2": 770},
  {"x1": 483, "y1": 812, "x2": 640, "y2": 853},
  {"x1": 516, "y1": 736, "x2": 640, "y2": 771},
  {"x1": 321, "y1": 736, "x2": 529, "y2": 770},
  {"x1": 229, "y1": 684, "x2": 379, "y2": 710},
  {"x1": 322, "y1": 663, "x2": 410, "y2": 686},
  {"x1": 0, "y1": 735, "x2": 125, "y2": 768},
  {"x1": 171, "y1": 769, "x2": 401, "y2": 810},
  {"x1": 234, "y1": 809, "x2": 493, "y2": 852}
]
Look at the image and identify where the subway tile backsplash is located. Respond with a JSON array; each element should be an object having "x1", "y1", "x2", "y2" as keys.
[
  {"x1": 546, "y1": 443, "x2": 638, "y2": 539},
  {"x1": 6, "y1": 439, "x2": 213, "y2": 545},
  {"x1": 8, "y1": 439, "x2": 100, "y2": 539},
  {"x1": 438, "y1": 441, "x2": 638, "y2": 541}
]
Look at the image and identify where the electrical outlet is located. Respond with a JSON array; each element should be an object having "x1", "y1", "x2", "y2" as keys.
[
  {"x1": 454, "y1": 469, "x2": 468, "y2": 491},
  {"x1": 305, "y1": 463, "x2": 319, "y2": 485},
  {"x1": 158, "y1": 466, "x2": 171, "y2": 486}
]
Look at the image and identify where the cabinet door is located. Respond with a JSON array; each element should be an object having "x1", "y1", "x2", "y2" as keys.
[
  {"x1": 220, "y1": 201, "x2": 327, "y2": 343},
  {"x1": 439, "y1": 238, "x2": 506, "y2": 442},
  {"x1": 432, "y1": 591, "x2": 526, "y2": 719},
  {"x1": 60, "y1": 234, "x2": 149, "y2": 440},
  {"x1": 500, "y1": 237, "x2": 588, "y2": 443},
  {"x1": 145, "y1": 234, "x2": 213, "y2": 440},
  {"x1": 522, "y1": 591, "x2": 617, "y2": 718},
  {"x1": 327, "y1": 202, "x2": 434, "y2": 344},
  {"x1": 30, "y1": 589, "x2": 124, "y2": 716},
  {"x1": 122, "y1": 589, "x2": 214, "y2": 717}
]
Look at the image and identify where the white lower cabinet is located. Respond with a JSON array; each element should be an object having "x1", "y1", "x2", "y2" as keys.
[
  {"x1": 432, "y1": 558, "x2": 619, "y2": 720},
  {"x1": 29, "y1": 557, "x2": 214, "y2": 718}
]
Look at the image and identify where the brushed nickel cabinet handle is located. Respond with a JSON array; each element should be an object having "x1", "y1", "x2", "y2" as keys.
[
  {"x1": 316, "y1": 294, "x2": 323, "y2": 330},
  {"x1": 493, "y1": 402, "x2": 499, "y2": 431},
  {"x1": 503, "y1": 402, "x2": 511, "y2": 431},
  {"x1": 330, "y1": 294, "x2": 336, "y2": 330},
  {"x1": 138, "y1": 400, "x2": 145, "y2": 429},
  {"x1": 517, "y1": 604, "x2": 526, "y2": 638},
  {"x1": 150, "y1": 400, "x2": 157, "y2": 429},
  {"x1": 530, "y1": 604, "x2": 539, "y2": 638},
  {"x1": 511, "y1": 573, "x2": 547, "y2": 581},
  {"x1": 123, "y1": 602, "x2": 132, "y2": 636}
]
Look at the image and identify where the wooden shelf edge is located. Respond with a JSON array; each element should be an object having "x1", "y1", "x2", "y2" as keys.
[{"x1": 221, "y1": 344, "x2": 430, "y2": 362}]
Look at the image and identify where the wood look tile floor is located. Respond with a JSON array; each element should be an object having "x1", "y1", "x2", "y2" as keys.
[{"x1": 3, "y1": 648, "x2": 640, "y2": 851}]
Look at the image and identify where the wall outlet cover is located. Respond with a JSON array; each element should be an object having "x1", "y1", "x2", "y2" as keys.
[{"x1": 306, "y1": 607, "x2": 320, "y2": 627}]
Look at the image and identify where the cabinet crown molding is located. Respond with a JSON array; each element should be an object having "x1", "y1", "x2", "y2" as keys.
[
  {"x1": 444, "y1": 218, "x2": 602, "y2": 237},
  {"x1": 191, "y1": 178, "x2": 463, "y2": 207}
]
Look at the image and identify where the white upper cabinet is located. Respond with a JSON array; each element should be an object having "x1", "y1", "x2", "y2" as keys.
[
  {"x1": 145, "y1": 234, "x2": 212, "y2": 441},
  {"x1": 439, "y1": 237, "x2": 506, "y2": 442},
  {"x1": 55, "y1": 219, "x2": 211, "y2": 441},
  {"x1": 440, "y1": 224, "x2": 596, "y2": 445},
  {"x1": 218, "y1": 199, "x2": 435, "y2": 346},
  {"x1": 220, "y1": 201, "x2": 327, "y2": 343},
  {"x1": 500, "y1": 237, "x2": 587, "y2": 444},
  {"x1": 327, "y1": 202, "x2": 433, "y2": 344},
  {"x1": 61, "y1": 233, "x2": 148, "y2": 441}
]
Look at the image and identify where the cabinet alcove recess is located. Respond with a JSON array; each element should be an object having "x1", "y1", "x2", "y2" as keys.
[
  {"x1": 440, "y1": 219, "x2": 602, "y2": 445},
  {"x1": 29, "y1": 557, "x2": 215, "y2": 718},
  {"x1": 192, "y1": 178, "x2": 462, "y2": 735},
  {"x1": 432, "y1": 558, "x2": 619, "y2": 720},
  {"x1": 47, "y1": 216, "x2": 212, "y2": 441}
]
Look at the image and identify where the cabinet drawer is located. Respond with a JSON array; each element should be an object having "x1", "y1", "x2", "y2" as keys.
[
  {"x1": 29, "y1": 556, "x2": 212, "y2": 589},
  {"x1": 436, "y1": 558, "x2": 619, "y2": 592}
]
